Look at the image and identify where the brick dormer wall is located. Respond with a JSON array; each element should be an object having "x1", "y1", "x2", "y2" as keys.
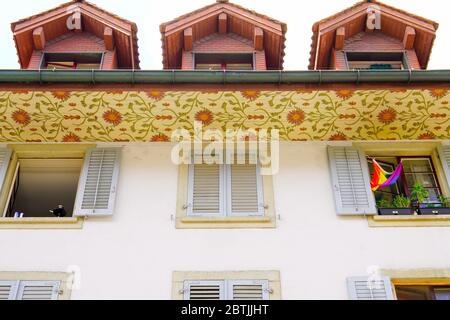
[
  {"x1": 332, "y1": 32, "x2": 421, "y2": 70},
  {"x1": 26, "y1": 32, "x2": 117, "y2": 70},
  {"x1": 181, "y1": 33, "x2": 266, "y2": 70}
]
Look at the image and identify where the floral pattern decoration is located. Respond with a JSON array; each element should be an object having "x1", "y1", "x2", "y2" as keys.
[{"x1": 0, "y1": 89, "x2": 448, "y2": 142}]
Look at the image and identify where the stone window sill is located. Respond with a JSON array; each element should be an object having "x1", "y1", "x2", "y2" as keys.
[
  {"x1": 177, "y1": 216, "x2": 276, "y2": 229},
  {"x1": 0, "y1": 217, "x2": 84, "y2": 229},
  {"x1": 368, "y1": 215, "x2": 450, "y2": 228}
]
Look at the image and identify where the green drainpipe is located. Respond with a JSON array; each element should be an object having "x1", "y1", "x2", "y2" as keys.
[{"x1": 0, "y1": 69, "x2": 449, "y2": 84}]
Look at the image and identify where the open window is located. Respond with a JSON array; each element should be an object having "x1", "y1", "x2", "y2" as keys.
[
  {"x1": 367, "y1": 156, "x2": 444, "y2": 215},
  {"x1": 0, "y1": 146, "x2": 122, "y2": 223},
  {"x1": 395, "y1": 285, "x2": 450, "y2": 300},
  {"x1": 346, "y1": 52, "x2": 408, "y2": 70},
  {"x1": 42, "y1": 52, "x2": 104, "y2": 70},
  {"x1": 3, "y1": 158, "x2": 83, "y2": 218},
  {"x1": 194, "y1": 53, "x2": 254, "y2": 71}
]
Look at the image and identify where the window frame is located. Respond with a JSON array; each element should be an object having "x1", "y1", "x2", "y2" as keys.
[
  {"x1": 173, "y1": 271, "x2": 281, "y2": 300},
  {"x1": 193, "y1": 52, "x2": 255, "y2": 71},
  {"x1": 40, "y1": 52, "x2": 105, "y2": 70},
  {"x1": 187, "y1": 163, "x2": 265, "y2": 218},
  {"x1": 183, "y1": 279, "x2": 270, "y2": 300},
  {"x1": 176, "y1": 163, "x2": 276, "y2": 229},
  {"x1": 369, "y1": 155, "x2": 443, "y2": 209},
  {"x1": 2, "y1": 158, "x2": 83, "y2": 219},
  {"x1": 0, "y1": 272, "x2": 71, "y2": 300},
  {"x1": 345, "y1": 51, "x2": 410, "y2": 70},
  {"x1": 0, "y1": 144, "x2": 96, "y2": 229}
]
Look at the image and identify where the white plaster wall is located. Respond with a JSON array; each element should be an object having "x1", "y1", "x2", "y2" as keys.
[{"x1": 0, "y1": 142, "x2": 450, "y2": 300}]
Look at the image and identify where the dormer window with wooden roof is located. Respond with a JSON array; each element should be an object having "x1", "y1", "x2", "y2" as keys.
[
  {"x1": 309, "y1": 0, "x2": 438, "y2": 70},
  {"x1": 160, "y1": 0, "x2": 287, "y2": 71},
  {"x1": 11, "y1": 0, "x2": 140, "y2": 70}
]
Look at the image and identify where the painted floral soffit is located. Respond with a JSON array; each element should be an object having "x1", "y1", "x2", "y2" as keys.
[{"x1": 0, "y1": 88, "x2": 449, "y2": 142}]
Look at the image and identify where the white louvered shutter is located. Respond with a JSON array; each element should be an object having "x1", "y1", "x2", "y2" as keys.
[
  {"x1": 188, "y1": 164, "x2": 224, "y2": 216},
  {"x1": 438, "y1": 146, "x2": 450, "y2": 189},
  {"x1": 228, "y1": 165, "x2": 264, "y2": 216},
  {"x1": 16, "y1": 281, "x2": 60, "y2": 300},
  {"x1": 74, "y1": 148, "x2": 121, "y2": 216},
  {"x1": 228, "y1": 280, "x2": 269, "y2": 300},
  {"x1": 0, "y1": 148, "x2": 12, "y2": 193},
  {"x1": 328, "y1": 147, "x2": 377, "y2": 215},
  {"x1": 184, "y1": 281, "x2": 225, "y2": 300},
  {"x1": 0, "y1": 281, "x2": 18, "y2": 300},
  {"x1": 347, "y1": 277, "x2": 395, "y2": 300}
]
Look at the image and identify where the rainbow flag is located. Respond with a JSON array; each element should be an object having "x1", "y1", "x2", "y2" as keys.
[{"x1": 370, "y1": 159, "x2": 403, "y2": 191}]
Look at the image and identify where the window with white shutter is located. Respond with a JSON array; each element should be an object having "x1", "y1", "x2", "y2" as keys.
[
  {"x1": 74, "y1": 148, "x2": 121, "y2": 217},
  {"x1": 347, "y1": 276, "x2": 395, "y2": 300},
  {"x1": 228, "y1": 280, "x2": 269, "y2": 300},
  {"x1": 188, "y1": 164, "x2": 224, "y2": 216},
  {"x1": 228, "y1": 165, "x2": 264, "y2": 216},
  {"x1": 184, "y1": 280, "x2": 269, "y2": 300},
  {"x1": 438, "y1": 145, "x2": 450, "y2": 190},
  {"x1": 0, "y1": 149, "x2": 12, "y2": 193},
  {"x1": 16, "y1": 281, "x2": 61, "y2": 300},
  {"x1": 187, "y1": 164, "x2": 264, "y2": 217},
  {"x1": 0, "y1": 281, "x2": 18, "y2": 300},
  {"x1": 328, "y1": 146, "x2": 377, "y2": 215},
  {"x1": 184, "y1": 281, "x2": 225, "y2": 300}
]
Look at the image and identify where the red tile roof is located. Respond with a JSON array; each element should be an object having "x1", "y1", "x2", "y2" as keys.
[
  {"x1": 308, "y1": 0, "x2": 438, "y2": 70},
  {"x1": 160, "y1": 0, "x2": 287, "y2": 70},
  {"x1": 11, "y1": 0, "x2": 140, "y2": 69}
]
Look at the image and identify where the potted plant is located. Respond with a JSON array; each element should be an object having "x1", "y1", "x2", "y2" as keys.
[
  {"x1": 419, "y1": 194, "x2": 450, "y2": 215},
  {"x1": 409, "y1": 182, "x2": 438, "y2": 215},
  {"x1": 377, "y1": 196, "x2": 414, "y2": 216}
]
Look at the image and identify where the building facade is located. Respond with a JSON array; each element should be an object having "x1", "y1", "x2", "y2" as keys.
[{"x1": 1, "y1": 0, "x2": 450, "y2": 300}]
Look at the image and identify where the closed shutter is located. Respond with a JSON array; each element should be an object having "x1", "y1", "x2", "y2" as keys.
[
  {"x1": 184, "y1": 281, "x2": 225, "y2": 300},
  {"x1": 16, "y1": 281, "x2": 60, "y2": 300},
  {"x1": 347, "y1": 277, "x2": 395, "y2": 300},
  {"x1": 228, "y1": 165, "x2": 264, "y2": 216},
  {"x1": 74, "y1": 148, "x2": 121, "y2": 216},
  {"x1": 0, "y1": 148, "x2": 12, "y2": 192},
  {"x1": 188, "y1": 164, "x2": 224, "y2": 216},
  {"x1": 438, "y1": 146, "x2": 450, "y2": 189},
  {"x1": 228, "y1": 280, "x2": 269, "y2": 300},
  {"x1": 0, "y1": 281, "x2": 18, "y2": 300},
  {"x1": 328, "y1": 147, "x2": 377, "y2": 215}
]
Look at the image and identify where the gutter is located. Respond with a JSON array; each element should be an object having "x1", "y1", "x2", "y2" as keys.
[{"x1": 0, "y1": 69, "x2": 449, "y2": 84}]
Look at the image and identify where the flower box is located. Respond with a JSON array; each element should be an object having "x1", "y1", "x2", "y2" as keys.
[
  {"x1": 418, "y1": 207, "x2": 450, "y2": 215},
  {"x1": 378, "y1": 208, "x2": 415, "y2": 216}
]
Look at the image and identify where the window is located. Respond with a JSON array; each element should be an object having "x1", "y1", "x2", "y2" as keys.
[
  {"x1": 4, "y1": 158, "x2": 82, "y2": 218},
  {"x1": 184, "y1": 280, "x2": 269, "y2": 300},
  {"x1": 188, "y1": 163, "x2": 264, "y2": 217},
  {"x1": 368, "y1": 157, "x2": 442, "y2": 209},
  {"x1": 348, "y1": 272, "x2": 450, "y2": 300},
  {"x1": 43, "y1": 52, "x2": 103, "y2": 70},
  {"x1": 0, "y1": 272, "x2": 72, "y2": 300},
  {"x1": 172, "y1": 271, "x2": 281, "y2": 300},
  {"x1": 395, "y1": 286, "x2": 450, "y2": 300},
  {"x1": 195, "y1": 53, "x2": 254, "y2": 71},
  {"x1": 328, "y1": 145, "x2": 450, "y2": 221},
  {"x1": 346, "y1": 52, "x2": 408, "y2": 70},
  {"x1": 0, "y1": 146, "x2": 121, "y2": 228}
]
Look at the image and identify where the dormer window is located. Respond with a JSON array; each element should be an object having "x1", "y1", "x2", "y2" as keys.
[
  {"x1": 194, "y1": 53, "x2": 254, "y2": 71},
  {"x1": 346, "y1": 52, "x2": 408, "y2": 70},
  {"x1": 43, "y1": 52, "x2": 103, "y2": 70}
]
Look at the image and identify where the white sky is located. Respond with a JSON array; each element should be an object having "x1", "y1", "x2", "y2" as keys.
[{"x1": 0, "y1": 0, "x2": 448, "y2": 70}]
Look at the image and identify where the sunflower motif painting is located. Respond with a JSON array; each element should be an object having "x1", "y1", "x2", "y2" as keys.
[{"x1": 0, "y1": 88, "x2": 448, "y2": 142}]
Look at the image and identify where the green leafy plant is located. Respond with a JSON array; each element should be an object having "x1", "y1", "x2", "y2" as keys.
[
  {"x1": 439, "y1": 195, "x2": 450, "y2": 207},
  {"x1": 377, "y1": 199, "x2": 392, "y2": 208},
  {"x1": 392, "y1": 195, "x2": 411, "y2": 208},
  {"x1": 410, "y1": 182, "x2": 429, "y2": 206}
]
